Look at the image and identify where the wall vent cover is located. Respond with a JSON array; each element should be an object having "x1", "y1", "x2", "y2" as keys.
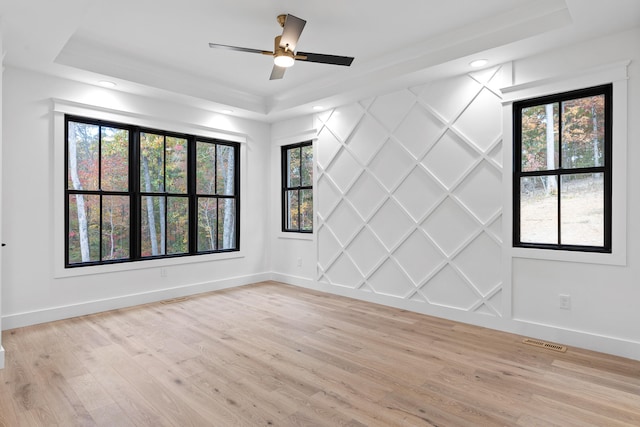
[{"x1": 522, "y1": 338, "x2": 568, "y2": 353}]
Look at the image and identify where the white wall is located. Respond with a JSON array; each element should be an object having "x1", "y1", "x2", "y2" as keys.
[
  {"x1": 269, "y1": 116, "x2": 317, "y2": 286},
  {"x1": 271, "y1": 28, "x2": 640, "y2": 361},
  {"x1": 1, "y1": 67, "x2": 271, "y2": 329},
  {"x1": 507, "y1": 29, "x2": 640, "y2": 359},
  {"x1": 0, "y1": 27, "x2": 5, "y2": 369}
]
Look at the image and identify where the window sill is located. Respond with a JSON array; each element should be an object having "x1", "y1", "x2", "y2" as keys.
[
  {"x1": 54, "y1": 251, "x2": 245, "y2": 278},
  {"x1": 511, "y1": 247, "x2": 625, "y2": 266},
  {"x1": 277, "y1": 232, "x2": 314, "y2": 241}
]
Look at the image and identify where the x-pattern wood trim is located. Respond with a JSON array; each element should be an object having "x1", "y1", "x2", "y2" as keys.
[{"x1": 316, "y1": 66, "x2": 506, "y2": 315}]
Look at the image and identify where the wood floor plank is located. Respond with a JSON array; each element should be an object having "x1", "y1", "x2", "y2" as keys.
[
  {"x1": 87, "y1": 403, "x2": 137, "y2": 427},
  {"x1": 526, "y1": 394, "x2": 634, "y2": 427},
  {"x1": 1, "y1": 281, "x2": 640, "y2": 426},
  {"x1": 550, "y1": 358, "x2": 640, "y2": 392},
  {"x1": 66, "y1": 372, "x2": 116, "y2": 412},
  {"x1": 80, "y1": 346, "x2": 170, "y2": 426},
  {"x1": 17, "y1": 406, "x2": 59, "y2": 427},
  {"x1": 0, "y1": 389, "x2": 21, "y2": 427}
]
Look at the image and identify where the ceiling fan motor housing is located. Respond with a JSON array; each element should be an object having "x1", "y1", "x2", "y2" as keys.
[{"x1": 273, "y1": 35, "x2": 295, "y2": 67}]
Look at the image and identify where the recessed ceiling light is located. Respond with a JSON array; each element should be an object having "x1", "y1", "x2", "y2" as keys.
[
  {"x1": 98, "y1": 80, "x2": 117, "y2": 88},
  {"x1": 469, "y1": 59, "x2": 488, "y2": 68},
  {"x1": 221, "y1": 109, "x2": 234, "y2": 114},
  {"x1": 312, "y1": 105, "x2": 324, "y2": 111}
]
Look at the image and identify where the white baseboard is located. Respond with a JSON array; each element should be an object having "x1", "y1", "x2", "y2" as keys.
[
  {"x1": 510, "y1": 318, "x2": 640, "y2": 362},
  {"x1": 2, "y1": 272, "x2": 271, "y2": 331},
  {"x1": 0, "y1": 346, "x2": 5, "y2": 369},
  {"x1": 279, "y1": 274, "x2": 509, "y2": 330},
  {"x1": 270, "y1": 272, "x2": 316, "y2": 288},
  {"x1": 274, "y1": 273, "x2": 640, "y2": 362}
]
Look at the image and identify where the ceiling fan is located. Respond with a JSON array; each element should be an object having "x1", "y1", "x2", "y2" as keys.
[{"x1": 209, "y1": 14, "x2": 355, "y2": 80}]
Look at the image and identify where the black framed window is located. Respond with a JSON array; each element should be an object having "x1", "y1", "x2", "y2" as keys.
[
  {"x1": 195, "y1": 140, "x2": 238, "y2": 251},
  {"x1": 65, "y1": 115, "x2": 240, "y2": 267},
  {"x1": 139, "y1": 131, "x2": 189, "y2": 257},
  {"x1": 282, "y1": 142, "x2": 313, "y2": 232},
  {"x1": 513, "y1": 84, "x2": 612, "y2": 252}
]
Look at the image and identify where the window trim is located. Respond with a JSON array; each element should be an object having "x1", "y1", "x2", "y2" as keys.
[
  {"x1": 512, "y1": 84, "x2": 612, "y2": 253},
  {"x1": 53, "y1": 99, "x2": 247, "y2": 277},
  {"x1": 501, "y1": 60, "x2": 628, "y2": 266},
  {"x1": 65, "y1": 115, "x2": 241, "y2": 268},
  {"x1": 281, "y1": 141, "x2": 313, "y2": 233}
]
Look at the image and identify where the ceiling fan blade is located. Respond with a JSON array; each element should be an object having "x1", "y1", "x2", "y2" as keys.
[
  {"x1": 296, "y1": 52, "x2": 354, "y2": 66},
  {"x1": 209, "y1": 43, "x2": 271, "y2": 55},
  {"x1": 269, "y1": 65, "x2": 286, "y2": 80},
  {"x1": 280, "y1": 14, "x2": 306, "y2": 51}
]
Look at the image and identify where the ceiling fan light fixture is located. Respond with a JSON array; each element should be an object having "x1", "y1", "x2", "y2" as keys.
[
  {"x1": 208, "y1": 14, "x2": 354, "y2": 80},
  {"x1": 274, "y1": 51, "x2": 295, "y2": 68}
]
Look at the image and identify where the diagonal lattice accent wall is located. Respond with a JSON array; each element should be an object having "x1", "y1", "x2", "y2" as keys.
[{"x1": 316, "y1": 66, "x2": 505, "y2": 317}]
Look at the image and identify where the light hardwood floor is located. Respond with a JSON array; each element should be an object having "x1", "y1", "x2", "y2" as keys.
[{"x1": 1, "y1": 281, "x2": 639, "y2": 426}]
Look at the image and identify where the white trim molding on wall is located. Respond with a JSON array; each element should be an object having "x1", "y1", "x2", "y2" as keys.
[
  {"x1": 509, "y1": 316, "x2": 640, "y2": 363},
  {"x1": 2, "y1": 272, "x2": 271, "y2": 331},
  {"x1": 501, "y1": 60, "x2": 630, "y2": 266},
  {"x1": 314, "y1": 65, "x2": 509, "y2": 321}
]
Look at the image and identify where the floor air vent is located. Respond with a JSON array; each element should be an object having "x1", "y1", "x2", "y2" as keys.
[{"x1": 522, "y1": 338, "x2": 567, "y2": 353}]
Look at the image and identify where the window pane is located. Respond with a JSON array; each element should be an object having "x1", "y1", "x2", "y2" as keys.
[
  {"x1": 287, "y1": 147, "x2": 301, "y2": 187},
  {"x1": 68, "y1": 122, "x2": 99, "y2": 190},
  {"x1": 216, "y1": 145, "x2": 235, "y2": 195},
  {"x1": 561, "y1": 95, "x2": 606, "y2": 169},
  {"x1": 218, "y1": 199, "x2": 236, "y2": 250},
  {"x1": 101, "y1": 195, "x2": 130, "y2": 261},
  {"x1": 166, "y1": 137, "x2": 188, "y2": 194},
  {"x1": 286, "y1": 190, "x2": 299, "y2": 230},
  {"x1": 300, "y1": 189, "x2": 313, "y2": 231},
  {"x1": 561, "y1": 173, "x2": 604, "y2": 246},
  {"x1": 196, "y1": 141, "x2": 216, "y2": 194},
  {"x1": 520, "y1": 177, "x2": 558, "y2": 244},
  {"x1": 101, "y1": 127, "x2": 129, "y2": 192},
  {"x1": 68, "y1": 194, "x2": 100, "y2": 264},
  {"x1": 197, "y1": 197, "x2": 217, "y2": 252},
  {"x1": 167, "y1": 197, "x2": 189, "y2": 255},
  {"x1": 141, "y1": 196, "x2": 166, "y2": 257},
  {"x1": 140, "y1": 133, "x2": 165, "y2": 192},
  {"x1": 301, "y1": 144, "x2": 313, "y2": 187},
  {"x1": 521, "y1": 103, "x2": 559, "y2": 172}
]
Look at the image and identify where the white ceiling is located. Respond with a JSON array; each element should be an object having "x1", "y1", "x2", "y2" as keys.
[{"x1": 1, "y1": 0, "x2": 639, "y2": 121}]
